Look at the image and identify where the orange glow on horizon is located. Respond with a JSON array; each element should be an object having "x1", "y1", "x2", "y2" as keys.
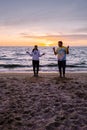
[
  {"x1": 0, "y1": 41, "x2": 87, "y2": 47},
  {"x1": 0, "y1": 33, "x2": 87, "y2": 46}
]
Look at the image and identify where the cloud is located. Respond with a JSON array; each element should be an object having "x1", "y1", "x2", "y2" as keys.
[
  {"x1": 20, "y1": 33, "x2": 87, "y2": 40},
  {"x1": 20, "y1": 33, "x2": 87, "y2": 46},
  {"x1": 0, "y1": 0, "x2": 87, "y2": 29},
  {"x1": 74, "y1": 27, "x2": 87, "y2": 33}
]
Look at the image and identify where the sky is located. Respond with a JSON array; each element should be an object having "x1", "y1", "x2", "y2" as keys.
[{"x1": 0, "y1": 0, "x2": 87, "y2": 46}]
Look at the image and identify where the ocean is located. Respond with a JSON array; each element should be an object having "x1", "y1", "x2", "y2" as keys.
[{"x1": 0, "y1": 46, "x2": 87, "y2": 73}]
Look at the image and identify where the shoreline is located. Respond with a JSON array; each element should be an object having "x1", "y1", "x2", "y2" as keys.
[{"x1": 0, "y1": 71, "x2": 87, "y2": 74}]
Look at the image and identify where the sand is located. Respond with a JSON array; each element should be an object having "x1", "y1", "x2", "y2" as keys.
[{"x1": 0, "y1": 72, "x2": 87, "y2": 130}]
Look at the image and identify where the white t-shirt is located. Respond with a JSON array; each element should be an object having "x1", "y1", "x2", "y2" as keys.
[{"x1": 28, "y1": 50, "x2": 42, "y2": 61}]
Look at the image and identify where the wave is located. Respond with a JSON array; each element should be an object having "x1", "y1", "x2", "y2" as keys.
[
  {"x1": 66, "y1": 65, "x2": 87, "y2": 68},
  {"x1": 40, "y1": 63, "x2": 58, "y2": 67},
  {"x1": 0, "y1": 64, "x2": 30, "y2": 68},
  {"x1": 40, "y1": 63, "x2": 87, "y2": 68},
  {"x1": 0, "y1": 58, "x2": 12, "y2": 60},
  {"x1": 0, "y1": 63, "x2": 87, "y2": 69}
]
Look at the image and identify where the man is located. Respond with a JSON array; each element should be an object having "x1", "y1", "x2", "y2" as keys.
[{"x1": 53, "y1": 41, "x2": 69, "y2": 78}]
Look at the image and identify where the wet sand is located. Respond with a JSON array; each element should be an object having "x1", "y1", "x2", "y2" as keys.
[{"x1": 0, "y1": 73, "x2": 87, "y2": 130}]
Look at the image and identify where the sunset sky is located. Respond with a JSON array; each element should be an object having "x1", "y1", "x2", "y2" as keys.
[{"x1": 0, "y1": 0, "x2": 87, "y2": 46}]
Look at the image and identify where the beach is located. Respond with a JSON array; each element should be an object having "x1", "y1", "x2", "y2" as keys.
[{"x1": 0, "y1": 72, "x2": 87, "y2": 130}]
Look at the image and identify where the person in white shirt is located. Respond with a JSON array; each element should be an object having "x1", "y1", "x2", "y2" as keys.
[{"x1": 26, "y1": 45, "x2": 45, "y2": 76}]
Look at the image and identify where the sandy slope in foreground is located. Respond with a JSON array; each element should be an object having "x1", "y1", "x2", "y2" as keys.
[{"x1": 0, "y1": 73, "x2": 87, "y2": 130}]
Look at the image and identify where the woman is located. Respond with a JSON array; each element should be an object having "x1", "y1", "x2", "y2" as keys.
[{"x1": 26, "y1": 45, "x2": 45, "y2": 77}]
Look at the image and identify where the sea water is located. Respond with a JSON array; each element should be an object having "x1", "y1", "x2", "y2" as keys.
[{"x1": 0, "y1": 46, "x2": 87, "y2": 72}]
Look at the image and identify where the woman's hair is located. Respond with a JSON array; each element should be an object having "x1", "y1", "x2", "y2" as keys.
[{"x1": 32, "y1": 45, "x2": 38, "y2": 52}]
